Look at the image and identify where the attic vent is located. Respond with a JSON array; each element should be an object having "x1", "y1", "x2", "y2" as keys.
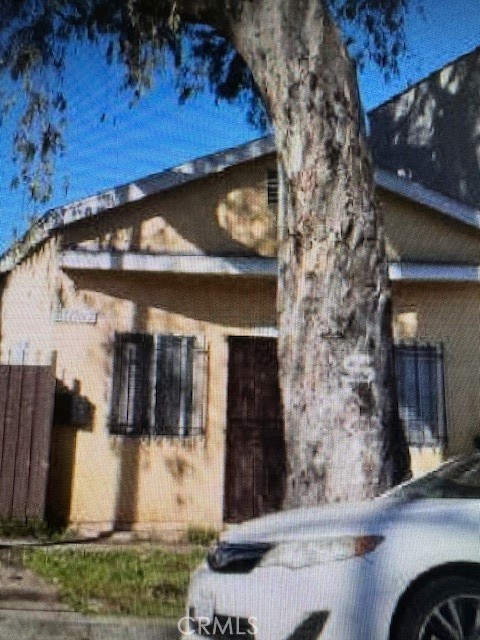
[{"x1": 267, "y1": 169, "x2": 279, "y2": 206}]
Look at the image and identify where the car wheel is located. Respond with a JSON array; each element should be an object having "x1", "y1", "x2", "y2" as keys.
[{"x1": 394, "y1": 575, "x2": 480, "y2": 640}]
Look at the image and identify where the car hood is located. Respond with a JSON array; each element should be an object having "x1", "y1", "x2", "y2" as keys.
[{"x1": 221, "y1": 497, "x2": 478, "y2": 543}]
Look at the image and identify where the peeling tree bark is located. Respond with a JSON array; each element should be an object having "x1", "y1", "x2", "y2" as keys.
[{"x1": 175, "y1": 0, "x2": 411, "y2": 506}]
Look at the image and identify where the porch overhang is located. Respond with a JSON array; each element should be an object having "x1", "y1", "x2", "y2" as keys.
[
  {"x1": 58, "y1": 250, "x2": 277, "y2": 278},
  {"x1": 59, "y1": 252, "x2": 480, "y2": 283},
  {"x1": 388, "y1": 262, "x2": 480, "y2": 282}
]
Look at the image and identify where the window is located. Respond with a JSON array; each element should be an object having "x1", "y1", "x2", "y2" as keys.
[
  {"x1": 154, "y1": 335, "x2": 194, "y2": 436},
  {"x1": 267, "y1": 168, "x2": 279, "y2": 206},
  {"x1": 110, "y1": 333, "x2": 153, "y2": 435},
  {"x1": 394, "y1": 342, "x2": 447, "y2": 447},
  {"x1": 110, "y1": 333, "x2": 205, "y2": 437}
]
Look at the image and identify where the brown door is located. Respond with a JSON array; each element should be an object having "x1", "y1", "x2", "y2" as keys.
[{"x1": 224, "y1": 337, "x2": 286, "y2": 523}]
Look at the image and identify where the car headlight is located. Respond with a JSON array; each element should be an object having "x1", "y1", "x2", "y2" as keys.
[
  {"x1": 207, "y1": 536, "x2": 384, "y2": 572},
  {"x1": 259, "y1": 535, "x2": 385, "y2": 569},
  {"x1": 207, "y1": 542, "x2": 273, "y2": 573}
]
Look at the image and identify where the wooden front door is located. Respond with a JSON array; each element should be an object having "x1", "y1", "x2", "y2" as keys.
[{"x1": 224, "y1": 337, "x2": 286, "y2": 523}]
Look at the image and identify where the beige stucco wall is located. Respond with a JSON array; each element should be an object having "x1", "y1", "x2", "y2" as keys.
[
  {"x1": 62, "y1": 154, "x2": 278, "y2": 258},
  {"x1": 380, "y1": 188, "x2": 480, "y2": 263},
  {"x1": 55, "y1": 272, "x2": 276, "y2": 534},
  {"x1": 1, "y1": 240, "x2": 57, "y2": 361},
  {"x1": 1, "y1": 247, "x2": 276, "y2": 535},
  {"x1": 392, "y1": 281, "x2": 480, "y2": 474}
]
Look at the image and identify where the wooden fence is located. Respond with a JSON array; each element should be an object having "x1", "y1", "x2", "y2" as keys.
[{"x1": 0, "y1": 364, "x2": 55, "y2": 520}]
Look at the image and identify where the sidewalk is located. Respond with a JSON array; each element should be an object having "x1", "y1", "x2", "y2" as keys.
[
  {"x1": 0, "y1": 609, "x2": 178, "y2": 640},
  {"x1": 0, "y1": 539, "x2": 180, "y2": 640}
]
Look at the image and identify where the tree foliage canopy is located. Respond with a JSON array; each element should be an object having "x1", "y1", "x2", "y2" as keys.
[{"x1": 0, "y1": 0, "x2": 413, "y2": 203}]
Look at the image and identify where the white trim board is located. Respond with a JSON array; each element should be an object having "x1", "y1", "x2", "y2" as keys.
[
  {"x1": 388, "y1": 263, "x2": 480, "y2": 282},
  {"x1": 60, "y1": 253, "x2": 479, "y2": 283},
  {"x1": 58, "y1": 250, "x2": 278, "y2": 278}
]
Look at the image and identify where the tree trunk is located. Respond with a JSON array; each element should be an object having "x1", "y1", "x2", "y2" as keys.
[
  {"x1": 229, "y1": 0, "x2": 410, "y2": 507},
  {"x1": 176, "y1": 0, "x2": 410, "y2": 506}
]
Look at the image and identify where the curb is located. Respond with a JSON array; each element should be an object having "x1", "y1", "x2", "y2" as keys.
[{"x1": 0, "y1": 609, "x2": 178, "y2": 640}]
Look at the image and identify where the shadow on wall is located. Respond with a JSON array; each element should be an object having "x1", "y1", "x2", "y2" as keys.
[
  {"x1": 370, "y1": 47, "x2": 480, "y2": 207},
  {"x1": 46, "y1": 379, "x2": 95, "y2": 528},
  {"x1": 111, "y1": 303, "x2": 148, "y2": 532},
  {"x1": 61, "y1": 156, "x2": 276, "y2": 258},
  {"x1": 106, "y1": 304, "x2": 206, "y2": 532},
  {"x1": 68, "y1": 271, "x2": 277, "y2": 328},
  {"x1": 112, "y1": 437, "x2": 141, "y2": 531},
  {"x1": 53, "y1": 379, "x2": 95, "y2": 430}
]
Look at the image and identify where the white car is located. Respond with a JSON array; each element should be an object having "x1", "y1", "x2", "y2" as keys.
[{"x1": 184, "y1": 454, "x2": 480, "y2": 640}]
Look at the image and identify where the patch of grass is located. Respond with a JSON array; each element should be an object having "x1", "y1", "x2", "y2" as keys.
[
  {"x1": 186, "y1": 525, "x2": 218, "y2": 546},
  {"x1": 0, "y1": 518, "x2": 71, "y2": 542},
  {"x1": 23, "y1": 546, "x2": 206, "y2": 618}
]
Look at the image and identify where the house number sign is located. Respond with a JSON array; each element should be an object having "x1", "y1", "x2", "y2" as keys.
[{"x1": 54, "y1": 306, "x2": 98, "y2": 324}]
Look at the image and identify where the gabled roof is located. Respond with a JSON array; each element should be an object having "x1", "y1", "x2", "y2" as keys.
[
  {"x1": 1, "y1": 129, "x2": 479, "y2": 274},
  {"x1": 0, "y1": 136, "x2": 276, "y2": 273}
]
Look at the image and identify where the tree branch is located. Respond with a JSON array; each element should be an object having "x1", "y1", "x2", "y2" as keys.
[{"x1": 151, "y1": 0, "x2": 236, "y2": 40}]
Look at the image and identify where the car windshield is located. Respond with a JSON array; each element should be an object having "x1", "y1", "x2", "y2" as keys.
[{"x1": 387, "y1": 453, "x2": 480, "y2": 499}]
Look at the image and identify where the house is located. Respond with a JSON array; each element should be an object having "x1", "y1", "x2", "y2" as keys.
[
  {"x1": 0, "y1": 54, "x2": 479, "y2": 536},
  {"x1": 0, "y1": 138, "x2": 281, "y2": 536}
]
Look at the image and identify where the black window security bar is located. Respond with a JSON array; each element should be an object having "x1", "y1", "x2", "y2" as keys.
[
  {"x1": 394, "y1": 342, "x2": 447, "y2": 447},
  {"x1": 110, "y1": 333, "x2": 153, "y2": 436},
  {"x1": 109, "y1": 332, "x2": 204, "y2": 437},
  {"x1": 154, "y1": 335, "x2": 194, "y2": 436}
]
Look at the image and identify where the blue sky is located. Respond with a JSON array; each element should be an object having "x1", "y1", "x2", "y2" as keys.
[{"x1": 0, "y1": 0, "x2": 479, "y2": 251}]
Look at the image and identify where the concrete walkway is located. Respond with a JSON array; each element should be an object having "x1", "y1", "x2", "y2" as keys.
[
  {"x1": 0, "y1": 539, "x2": 180, "y2": 640},
  {"x1": 0, "y1": 609, "x2": 178, "y2": 640}
]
